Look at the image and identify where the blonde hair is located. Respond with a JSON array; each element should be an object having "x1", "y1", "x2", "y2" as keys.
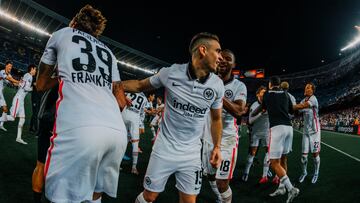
[
  {"x1": 69, "y1": 4, "x2": 107, "y2": 38},
  {"x1": 280, "y1": 81, "x2": 289, "y2": 90}
]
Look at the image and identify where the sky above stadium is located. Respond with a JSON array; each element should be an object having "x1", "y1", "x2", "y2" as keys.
[{"x1": 33, "y1": 0, "x2": 360, "y2": 76}]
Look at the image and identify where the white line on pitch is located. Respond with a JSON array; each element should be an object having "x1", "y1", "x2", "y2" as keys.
[
  {"x1": 293, "y1": 129, "x2": 360, "y2": 162},
  {"x1": 320, "y1": 142, "x2": 360, "y2": 162}
]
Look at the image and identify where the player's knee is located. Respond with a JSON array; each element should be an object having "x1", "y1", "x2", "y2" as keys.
[
  {"x1": 301, "y1": 154, "x2": 308, "y2": 163},
  {"x1": 312, "y1": 152, "x2": 319, "y2": 158},
  {"x1": 18, "y1": 117, "x2": 25, "y2": 127},
  {"x1": 143, "y1": 190, "x2": 158, "y2": 202},
  {"x1": 270, "y1": 159, "x2": 280, "y2": 166},
  {"x1": 179, "y1": 191, "x2": 196, "y2": 203},
  {"x1": 250, "y1": 148, "x2": 257, "y2": 156},
  {"x1": 216, "y1": 180, "x2": 229, "y2": 193}
]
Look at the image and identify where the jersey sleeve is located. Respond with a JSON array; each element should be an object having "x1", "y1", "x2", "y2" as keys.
[
  {"x1": 0, "y1": 70, "x2": 5, "y2": 79},
  {"x1": 211, "y1": 82, "x2": 225, "y2": 109},
  {"x1": 41, "y1": 30, "x2": 61, "y2": 65},
  {"x1": 149, "y1": 66, "x2": 171, "y2": 88},
  {"x1": 234, "y1": 82, "x2": 247, "y2": 102}
]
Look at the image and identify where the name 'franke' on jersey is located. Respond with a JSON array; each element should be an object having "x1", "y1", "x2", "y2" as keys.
[
  {"x1": 172, "y1": 98, "x2": 207, "y2": 118},
  {"x1": 71, "y1": 71, "x2": 111, "y2": 89}
]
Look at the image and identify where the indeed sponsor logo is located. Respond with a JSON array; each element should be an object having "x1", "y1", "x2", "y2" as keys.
[{"x1": 172, "y1": 98, "x2": 207, "y2": 117}]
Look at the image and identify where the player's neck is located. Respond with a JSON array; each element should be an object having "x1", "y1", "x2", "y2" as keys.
[
  {"x1": 220, "y1": 72, "x2": 232, "y2": 82},
  {"x1": 191, "y1": 61, "x2": 209, "y2": 81}
]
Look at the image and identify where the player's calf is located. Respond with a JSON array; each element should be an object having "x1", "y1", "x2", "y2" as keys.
[{"x1": 32, "y1": 161, "x2": 45, "y2": 203}]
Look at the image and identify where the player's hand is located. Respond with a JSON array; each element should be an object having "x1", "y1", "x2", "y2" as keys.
[{"x1": 210, "y1": 146, "x2": 222, "y2": 168}]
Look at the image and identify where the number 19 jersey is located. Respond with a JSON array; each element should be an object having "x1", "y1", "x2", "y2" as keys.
[{"x1": 41, "y1": 27, "x2": 125, "y2": 133}]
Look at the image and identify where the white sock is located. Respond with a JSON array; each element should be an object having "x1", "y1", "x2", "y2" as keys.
[
  {"x1": 313, "y1": 155, "x2": 320, "y2": 175},
  {"x1": 262, "y1": 152, "x2": 270, "y2": 177},
  {"x1": 209, "y1": 180, "x2": 221, "y2": 200},
  {"x1": 280, "y1": 175, "x2": 294, "y2": 191},
  {"x1": 151, "y1": 127, "x2": 156, "y2": 138},
  {"x1": 16, "y1": 118, "x2": 25, "y2": 140},
  {"x1": 220, "y1": 186, "x2": 232, "y2": 203},
  {"x1": 132, "y1": 141, "x2": 139, "y2": 168},
  {"x1": 244, "y1": 154, "x2": 254, "y2": 174},
  {"x1": 301, "y1": 154, "x2": 308, "y2": 174},
  {"x1": 135, "y1": 192, "x2": 152, "y2": 203}
]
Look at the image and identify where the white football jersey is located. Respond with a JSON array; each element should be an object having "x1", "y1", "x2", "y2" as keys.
[
  {"x1": 122, "y1": 92, "x2": 147, "y2": 121},
  {"x1": 14, "y1": 73, "x2": 33, "y2": 99},
  {"x1": 203, "y1": 78, "x2": 246, "y2": 143},
  {"x1": 41, "y1": 27, "x2": 125, "y2": 133},
  {"x1": 222, "y1": 78, "x2": 247, "y2": 137},
  {"x1": 0, "y1": 70, "x2": 11, "y2": 91},
  {"x1": 149, "y1": 63, "x2": 224, "y2": 158},
  {"x1": 249, "y1": 101, "x2": 269, "y2": 136},
  {"x1": 301, "y1": 95, "x2": 320, "y2": 134},
  {"x1": 139, "y1": 99, "x2": 149, "y2": 123}
]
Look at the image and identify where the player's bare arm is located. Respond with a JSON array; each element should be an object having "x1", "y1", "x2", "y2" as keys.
[
  {"x1": 293, "y1": 101, "x2": 310, "y2": 111},
  {"x1": 122, "y1": 78, "x2": 155, "y2": 93},
  {"x1": 36, "y1": 62, "x2": 58, "y2": 91},
  {"x1": 112, "y1": 81, "x2": 128, "y2": 111},
  {"x1": 223, "y1": 98, "x2": 247, "y2": 118},
  {"x1": 5, "y1": 75, "x2": 19, "y2": 86},
  {"x1": 209, "y1": 108, "x2": 223, "y2": 168}
]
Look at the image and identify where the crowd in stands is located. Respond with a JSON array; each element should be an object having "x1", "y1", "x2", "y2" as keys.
[
  {"x1": 320, "y1": 106, "x2": 360, "y2": 127},
  {"x1": 0, "y1": 32, "x2": 42, "y2": 72}
]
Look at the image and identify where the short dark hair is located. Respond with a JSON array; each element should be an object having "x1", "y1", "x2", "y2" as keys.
[
  {"x1": 256, "y1": 85, "x2": 266, "y2": 95},
  {"x1": 157, "y1": 96, "x2": 163, "y2": 101},
  {"x1": 69, "y1": 4, "x2": 107, "y2": 38},
  {"x1": 27, "y1": 64, "x2": 36, "y2": 72},
  {"x1": 270, "y1": 76, "x2": 281, "y2": 86},
  {"x1": 189, "y1": 32, "x2": 220, "y2": 54},
  {"x1": 5, "y1": 60, "x2": 13, "y2": 65},
  {"x1": 306, "y1": 82, "x2": 316, "y2": 93},
  {"x1": 221, "y1": 49, "x2": 236, "y2": 61}
]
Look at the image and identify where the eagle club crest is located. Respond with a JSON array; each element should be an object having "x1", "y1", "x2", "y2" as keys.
[
  {"x1": 225, "y1": 89, "x2": 233, "y2": 99},
  {"x1": 203, "y1": 88, "x2": 214, "y2": 100}
]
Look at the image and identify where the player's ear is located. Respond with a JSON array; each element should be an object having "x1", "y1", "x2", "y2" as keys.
[{"x1": 198, "y1": 45, "x2": 207, "y2": 57}]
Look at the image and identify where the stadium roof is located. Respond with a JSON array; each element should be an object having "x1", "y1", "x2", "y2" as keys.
[{"x1": 0, "y1": 0, "x2": 170, "y2": 78}]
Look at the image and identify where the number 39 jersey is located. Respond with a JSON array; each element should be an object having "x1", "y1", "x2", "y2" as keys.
[{"x1": 40, "y1": 27, "x2": 125, "y2": 133}]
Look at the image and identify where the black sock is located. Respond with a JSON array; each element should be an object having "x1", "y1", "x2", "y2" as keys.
[{"x1": 33, "y1": 191, "x2": 42, "y2": 203}]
